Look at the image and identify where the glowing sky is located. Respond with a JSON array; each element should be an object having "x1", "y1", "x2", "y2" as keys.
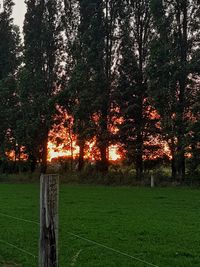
[{"x1": 13, "y1": 0, "x2": 26, "y2": 31}]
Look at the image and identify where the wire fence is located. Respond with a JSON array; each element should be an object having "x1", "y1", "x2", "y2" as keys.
[
  {"x1": 0, "y1": 239, "x2": 37, "y2": 259},
  {"x1": 0, "y1": 211, "x2": 160, "y2": 267}
]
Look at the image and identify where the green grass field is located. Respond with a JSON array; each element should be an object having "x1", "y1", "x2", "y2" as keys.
[{"x1": 0, "y1": 184, "x2": 200, "y2": 267}]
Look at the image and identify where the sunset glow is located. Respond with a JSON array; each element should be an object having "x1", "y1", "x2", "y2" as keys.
[
  {"x1": 47, "y1": 110, "x2": 124, "y2": 162},
  {"x1": 47, "y1": 141, "x2": 122, "y2": 162},
  {"x1": 109, "y1": 145, "x2": 122, "y2": 161},
  {"x1": 47, "y1": 141, "x2": 79, "y2": 161}
]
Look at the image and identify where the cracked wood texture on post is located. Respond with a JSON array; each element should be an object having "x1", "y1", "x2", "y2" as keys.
[{"x1": 39, "y1": 174, "x2": 59, "y2": 267}]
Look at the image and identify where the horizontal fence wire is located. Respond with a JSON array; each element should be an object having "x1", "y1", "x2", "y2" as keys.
[
  {"x1": 0, "y1": 212, "x2": 159, "y2": 267},
  {"x1": 0, "y1": 212, "x2": 38, "y2": 225},
  {"x1": 66, "y1": 232, "x2": 159, "y2": 267},
  {"x1": 0, "y1": 239, "x2": 37, "y2": 259}
]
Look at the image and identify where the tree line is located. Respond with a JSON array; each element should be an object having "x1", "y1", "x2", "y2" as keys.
[{"x1": 0, "y1": 0, "x2": 199, "y2": 181}]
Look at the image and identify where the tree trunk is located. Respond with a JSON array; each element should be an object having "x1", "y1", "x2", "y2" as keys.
[
  {"x1": 135, "y1": 106, "x2": 144, "y2": 180},
  {"x1": 29, "y1": 154, "x2": 37, "y2": 173},
  {"x1": 99, "y1": 144, "x2": 109, "y2": 172},
  {"x1": 98, "y1": 107, "x2": 109, "y2": 172},
  {"x1": 171, "y1": 153, "x2": 177, "y2": 181},
  {"x1": 176, "y1": 0, "x2": 187, "y2": 183},
  {"x1": 78, "y1": 140, "x2": 85, "y2": 171},
  {"x1": 134, "y1": 82, "x2": 144, "y2": 179},
  {"x1": 176, "y1": 145, "x2": 185, "y2": 182},
  {"x1": 18, "y1": 146, "x2": 21, "y2": 174},
  {"x1": 168, "y1": 139, "x2": 177, "y2": 180},
  {"x1": 135, "y1": 139, "x2": 143, "y2": 180}
]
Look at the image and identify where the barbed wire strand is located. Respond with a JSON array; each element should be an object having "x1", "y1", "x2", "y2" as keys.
[{"x1": 0, "y1": 212, "x2": 159, "y2": 267}]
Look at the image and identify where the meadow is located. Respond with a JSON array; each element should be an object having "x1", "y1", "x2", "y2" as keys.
[{"x1": 0, "y1": 184, "x2": 200, "y2": 267}]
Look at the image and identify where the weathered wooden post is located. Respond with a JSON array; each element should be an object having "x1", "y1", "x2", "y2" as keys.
[{"x1": 39, "y1": 174, "x2": 59, "y2": 267}]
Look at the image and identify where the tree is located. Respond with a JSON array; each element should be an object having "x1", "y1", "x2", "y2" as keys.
[
  {"x1": 18, "y1": 0, "x2": 62, "y2": 173},
  {"x1": 187, "y1": 75, "x2": 200, "y2": 175},
  {"x1": 148, "y1": 0, "x2": 200, "y2": 181},
  {"x1": 116, "y1": 0, "x2": 157, "y2": 178},
  {"x1": 94, "y1": 0, "x2": 120, "y2": 171},
  {"x1": 62, "y1": 0, "x2": 110, "y2": 171},
  {"x1": 62, "y1": 0, "x2": 96, "y2": 170},
  {"x1": 0, "y1": 0, "x2": 21, "y2": 168}
]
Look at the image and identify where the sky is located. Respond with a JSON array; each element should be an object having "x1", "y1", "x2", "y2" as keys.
[{"x1": 13, "y1": 0, "x2": 26, "y2": 31}]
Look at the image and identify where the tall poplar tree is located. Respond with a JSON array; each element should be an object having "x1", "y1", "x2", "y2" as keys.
[
  {"x1": 63, "y1": 0, "x2": 109, "y2": 171},
  {"x1": 0, "y1": 0, "x2": 21, "y2": 164},
  {"x1": 62, "y1": 0, "x2": 98, "y2": 170},
  {"x1": 19, "y1": 0, "x2": 62, "y2": 173},
  {"x1": 148, "y1": 0, "x2": 200, "y2": 181},
  {"x1": 117, "y1": 0, "x2": 156, "y2": 178}
]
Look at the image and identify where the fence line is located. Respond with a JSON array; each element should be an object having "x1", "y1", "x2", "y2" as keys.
[
  {"x1": 0, "y1": 239, "x2": 37, "y2": 258},
  {"x1": 0, "y1": 212, "x2": 38, "y2": 225},
  {"x1": 0, "y1": 212, "x2": 159, "y2": 267},
  {"x1": 67, "y1": 232, "x2": 159, "y2": 267}
]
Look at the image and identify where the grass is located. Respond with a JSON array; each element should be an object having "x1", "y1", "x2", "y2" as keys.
[{"x1": 0, "y1": 184, "x2": 200, "y2": 266}]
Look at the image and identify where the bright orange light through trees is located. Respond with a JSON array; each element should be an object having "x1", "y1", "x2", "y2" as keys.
[
  {"x1": 47, "y1": 141, "x2": 123, "y2": 162},
  {"x1": 47, "y1": 107, "x2": 169, "y2": 163},
  {"x1": 47, "y1": 108, "x2": 124, "y2": 162},
  {"x1": 47, "y1": 141, "x2": 79, "y2": 161},
  {"x1": 109, "y1": 145, "x2": 122, "y2": 161}
]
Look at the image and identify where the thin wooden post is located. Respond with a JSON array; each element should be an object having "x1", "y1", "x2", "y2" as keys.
[
  {"x1": 39, "y1": 174, "x2": 59, "y2": 267},
  {"x1": 151, "y1": 174, "x2": 154, "y2": 188}
]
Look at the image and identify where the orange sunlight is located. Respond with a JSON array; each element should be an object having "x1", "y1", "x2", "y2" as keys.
[
  {"x1": 47, "y1": 141, "x2": 79, "y2": 161},
  {"x1": 47, "y1": 141, "x2": 122, "y2": 162},
  {"x1": 109, "y1": 145, "x2": 122, "y2": 161}
]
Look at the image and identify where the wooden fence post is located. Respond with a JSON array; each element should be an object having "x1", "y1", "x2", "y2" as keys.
[
  {"x1": 39, "y1": 174, "x2": 59, "y2": 267},
  {"x1": 151, "y1": 174, "x2": 154, "y2": 188}
]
